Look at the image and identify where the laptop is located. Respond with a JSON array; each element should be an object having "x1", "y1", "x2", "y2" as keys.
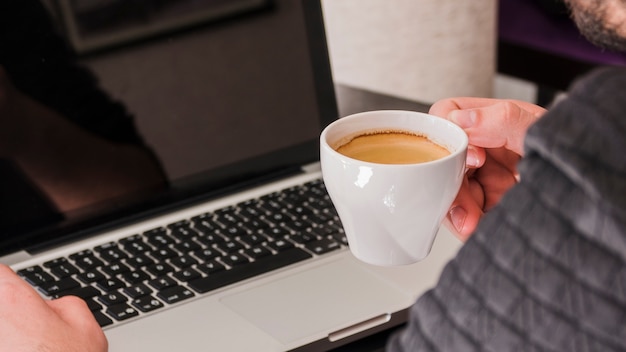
[{"x1": 0, "y1": 0, "x2": 461, "y2": 350}]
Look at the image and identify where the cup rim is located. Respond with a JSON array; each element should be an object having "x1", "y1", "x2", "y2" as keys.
[{"x1": 320, "y1": 110, "x2": 468, "y2": 167}]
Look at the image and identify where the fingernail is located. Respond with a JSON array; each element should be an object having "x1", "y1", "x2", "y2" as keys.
[
  {"x1": 466, "y1": 146, "x2": 480, "y2": 167},
  {"x1": 449, "y1": 206, "x2": 467, "y2": 233},
  {"x1": 450, "y1": 110, "x2": 476, "y2": 128}
]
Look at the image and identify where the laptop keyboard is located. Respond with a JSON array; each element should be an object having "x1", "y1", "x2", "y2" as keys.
[{"x1": 17, "y1": 178, "x2": 346, "y2": 327}]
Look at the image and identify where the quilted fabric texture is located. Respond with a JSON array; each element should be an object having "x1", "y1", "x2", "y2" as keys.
[{"x1": 387, "y1": 67, "x2": 626, "y2": 351}]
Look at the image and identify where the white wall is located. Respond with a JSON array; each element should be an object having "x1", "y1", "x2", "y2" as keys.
[{"x1": 322, "y1": 0, "x2": 497, "y2": 104}]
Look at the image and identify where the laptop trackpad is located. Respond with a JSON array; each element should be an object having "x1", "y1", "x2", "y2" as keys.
[{"x1": 220, "y1": 257, "x2": 411, "y2": 344}]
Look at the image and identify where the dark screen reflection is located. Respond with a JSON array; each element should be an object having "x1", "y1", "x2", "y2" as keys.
[{"x1": 0, "y1": 0, "x2": 167, "y2": 233}]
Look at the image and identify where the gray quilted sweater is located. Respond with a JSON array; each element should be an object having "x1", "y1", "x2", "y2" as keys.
[{"x1": 387, "y1": 67, "x2": 626, "y2": 351}]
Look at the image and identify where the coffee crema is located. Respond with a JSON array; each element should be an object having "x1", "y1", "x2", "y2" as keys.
[{"x1": 335, "y1": 131, "x2": 450, "y2": 164}]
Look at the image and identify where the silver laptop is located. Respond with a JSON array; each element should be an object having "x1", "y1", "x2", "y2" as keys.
[{"x1": 0, "y1": 0, "x2": 461, "y2": 350}]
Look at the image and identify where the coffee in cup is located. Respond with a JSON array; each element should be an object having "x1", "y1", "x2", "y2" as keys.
[{"x1": 335, "y1": 130, "x2": 450, "y2": 164}]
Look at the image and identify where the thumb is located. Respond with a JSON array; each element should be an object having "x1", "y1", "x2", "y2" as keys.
[
  {"x1": 47, "y1": 296, "x2": 100, "y2": 328},
  {"x1": 47, "y1": 296, "x2": 108, "y2": 350},
  {"x1": 448, "y1": 101, "x2": 543, "y2": 156}
]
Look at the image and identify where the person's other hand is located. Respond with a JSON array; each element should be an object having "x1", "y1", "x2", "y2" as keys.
[
  {"x1": 430, "y1": 97, "x2": 546, "y2": 241},
  {"x1": 0, "y1": 264, "x2": 108, "y2": 352}
]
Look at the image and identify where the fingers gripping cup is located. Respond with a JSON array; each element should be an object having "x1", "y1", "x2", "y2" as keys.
[{"x1": 320, "y1": 110, "x2": 467, "y2": 266}]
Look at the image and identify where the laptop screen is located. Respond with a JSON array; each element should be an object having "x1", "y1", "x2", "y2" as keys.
[{"x1": 0, "y1": 0, "x2": 337, "y2": 256}]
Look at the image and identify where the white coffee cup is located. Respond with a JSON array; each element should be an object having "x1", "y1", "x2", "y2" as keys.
[{"x1": 320, "y1": 110, "x2": 467, "y2": 266}]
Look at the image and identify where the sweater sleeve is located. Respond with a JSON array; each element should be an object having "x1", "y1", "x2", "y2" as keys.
[{"x1": 387, "y1": 67, "x2": 626, "y2": 352}]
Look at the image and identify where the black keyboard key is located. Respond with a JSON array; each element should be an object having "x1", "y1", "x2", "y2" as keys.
[
  {"x1": 146, "y1": 262, "x2": 174, "y2": 277},
  {"x1": 238, "y1": 204, "x2": 266, "y2": 220},
  {"x1": 98, "y1": 291, "x2": 128, "y2": 306},
  {"x1": 192, "y1": 248, "x2": 220, "y2": 261},
  {"x1": 54, "y1": 286, "x2": 101, "y2": 300},
  {"x1": 259, "y1": 198, "x2": 284, "y2": 213},
  {"x1": 188, "y1": 248, "x2": 312, "y2": 293},
  {"x1": 270, "y1": 198, "x2": 296, "y2": 211},
  {"x1": 196, "y1": 261, "x2": 225, "y2": 275},
  {"x1": 106, "y1": 304, "x2": 139, "y2": 321},
  {"x1": 157, "y1": 286, "x2": 195, "y2": 304},
  {"x1": 266, "y1": 212, "x2": 293, "y2": 225},
  {"x1": 173, "y1": 268, "x2": 201, "y2": 282},
  {"x1": 98, "y1": 247, "x2": 128, "y2": 263},
  {"x1": 257, "y1": 226, "x2": 290, "y2": 240},
  {"x1": 96, "y1": 277, "x2": 125, "y2": 292},
  {"x1": 241, "y1": 218, "x2": 271, "y2": 231},
  {"x1": 308, "y1": 221, "x2": 344, "y2": 237},
  {"x1": 213, "y1": 207, "x2": 241, "y2": 224},
  {"x1": 17, "y1": 265, "x2": 43, "y2": 276},
  {"x1": 73, "y1": 255, "x2": 104, "y2": 271},
  {"x1": 284, "y1": 220, "x2": 312, "y2": 232},
  {"x1": 266, "y1": 238, "x2": 294, "y2": 252},
  {"x1": 43, "y1": 257, "x2": 68, "y2": 268},
  {"x1": 22, "y1": 271, "x2": 55, "y2": 286},
  {"x1": 122, "y1": 239, "x2": 152, "y2": 255},
  {"x1": 287, "y1": 206, "x2": 316, "y2": 218},
  {"x1": 101, "y1": 262, "x2": 131, "y2": 276},
  {"x1": 119, "y1": 234, "x2": 143, "y2": 245},
  {"x1": 123, "y1": 283, "x2": 154, "y2": 299},
  {"x1": 125, "y1": 254, "x2": 155, "y2": 269},
  {"x1": 39, "y1": 277, "x2": 81, "y2": 296},
  {"x1": 149, "y1": 276, "x2": 177, "y2": 290},
  {"x1": 173, "y1": 241, "x2": 201, "y2": 254},
  {"x1": 94, "y1": 241, "x2": 116, "y2": 252},
  {"x1": 146, "y1": 231, "x2": 175, "y2": 248},
  {"x1": 68, "y1": 249, "x2": 94, "y2": 258},
  {"x1": 93, "y1": 310, "x2": 114, "y2": 327},
  {"x1": 220, "y1": 253, "x2": 249, "y2": 267},
  {"x1": 192, "y1": 215, "x2": 222, "y2": 234},
  {"x1": 307, "y1": 212, "x2": 336, "y2": 225},
  {"x1": 308, "y1": 199, "x2": 335, "y2": 213},
  {"x1": 120, "y1": 270, "x2": 150, "y2": 285},
  {"x1": 213, "y1": 205, "x2": 236, "y2": 214},
  {"x1": 244, "y1": 246, "x2": 272, "y2": 259},
  {"x1": 304, "y1": 239, "x2": 342, "y2": 255},
  {"x1": 170, "y1": 255, "x2": 198, "y2": 269},
  {"x1": 216, "y1": 241, "x2": 244, "y2": 253},
  {"x1": 77, "y1": 270, "x2": 106, "y2": 284},
  {"x1": 132, "y1": 295, "x2": 164, "y2": 312},
  {"x1": 195, "y1": 234, "x2": 225, "y2": 246},
  {"x1": 289, "y1": 232, "x2": 318, "y2": 244},
  {"x1": 219, "y1": 225, "x2": 252, "y2": 239},
  {"x1": 238, "y1": 233, "x2": 265, "y2": 246},
  {"x1": 168, "y1": 224, "x2": 197, "y2": 241},
  {"x1": 50, "y1": 263, "x2": 80, "y2": 278},
  {"x1": 149, "y1": 247, "x2": 179, "y2": 261},
  {"x1": 144, "y1": 227, "x2": 167, "y2": 237}
]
